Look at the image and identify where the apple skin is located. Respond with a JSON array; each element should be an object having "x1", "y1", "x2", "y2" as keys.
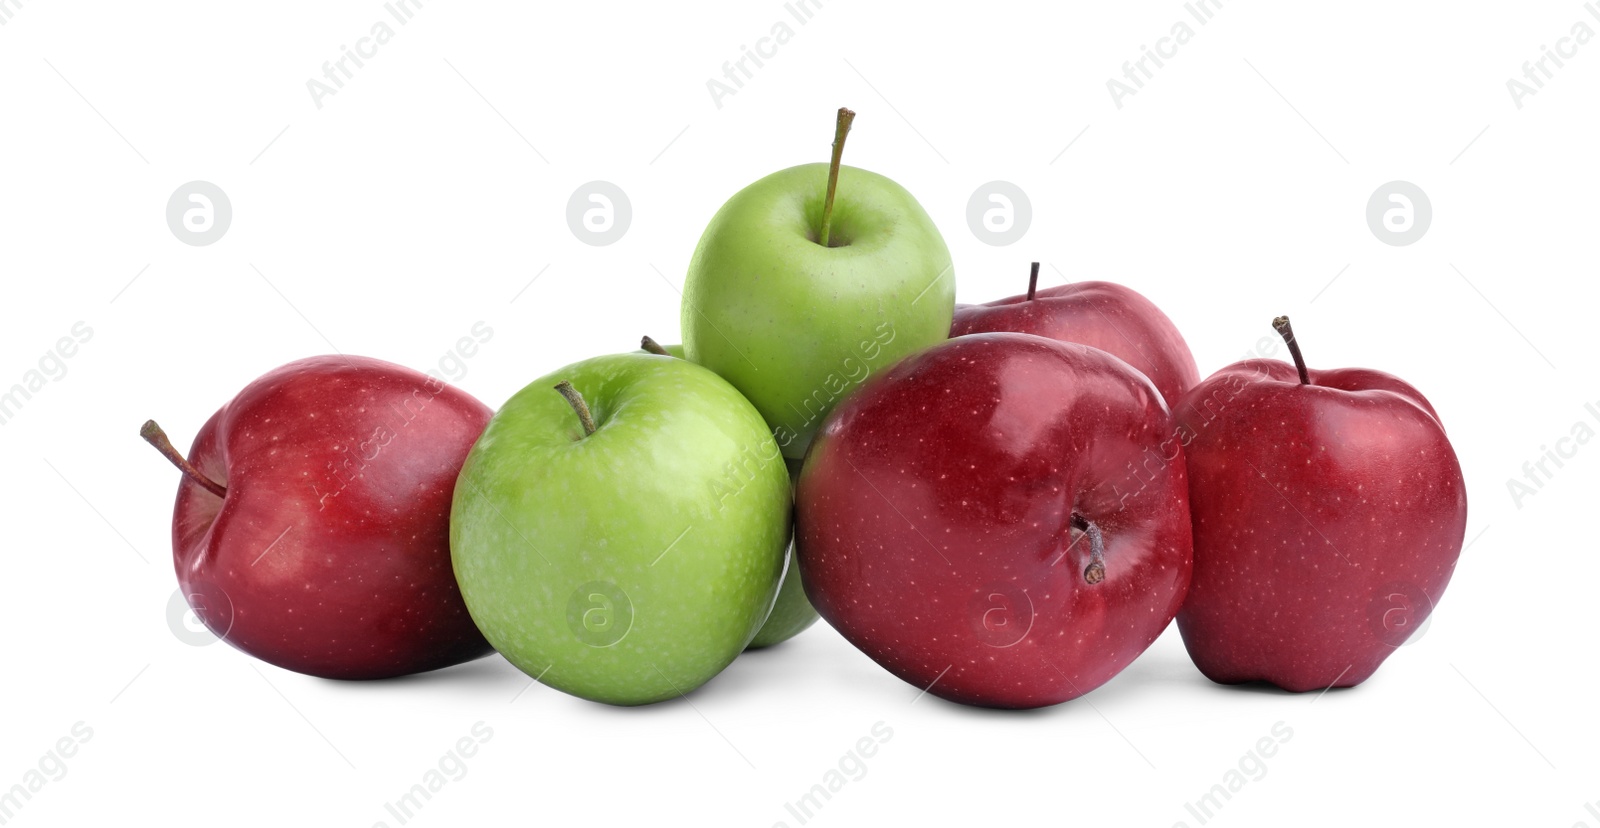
[
  {"x1": 450, "y1": 352, "x2": 790, "y2": 705},
  {"x1": 746, "y1": 459, "x2": 820, "y2": 649},
  {"x1": 636, "y1": 345, "x2": 819, "y2": 650},
  {"x1": 170, "y1": 355, "x2": 494, "y2": 680},
  {"x1": 1173, "y1": 359, "x2": 1467, "y2": 691},
  {"x1": 682, "y1": 163, "x2": 955, "y2": 460},
  {"x1": 795, "y1": 333, "x2": 1194, "y2": 709},
  {"x1": 951, "y1": 280, "x2": 1199, "y2": 410}
]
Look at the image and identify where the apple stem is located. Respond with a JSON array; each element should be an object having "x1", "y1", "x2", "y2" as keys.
[
  {"x1": 818, "y1": 107, "x2": 856, "y2": 248},
  {"x1": 1026, "y1": 262, "x2": 1040, "y2": 302},
  {"x1": 553, "y1": 381, "x2": 598, "y2": 437},
  {"x1": 640, "y1": 336, "x2": 670, "y2": 356},
  {"x1": 140, "y1": 420, "x2": 227, "y2": 498},
  {"x1": 1071, "y1": 513, "x2": 1106, "y2": 585},
  {"x1": 1272, "y1": 315, "x2": 1312, "y2": 386}
]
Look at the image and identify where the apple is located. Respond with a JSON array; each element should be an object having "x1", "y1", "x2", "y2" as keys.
[
  {"x1": 746, "y1": 459, "x2": 820, "y2": 649},
  {"x1": 795, "y1": 332, "x2": 1193, "y2": 708},
  {"x1": 140, "y1": 355, "x2": 493, "y2": 680},
  {"x1": 1173, "y1": 316, "x2": 1467, "y2": 691},
  {"x1": 449, "y1": 351, "x2": 790, "y2": 705},
  {"x1": 638, "y1": 337, "x2": 819, "y2": 649},
  {"x1": 682, "y1": 108, "x2": 956, "y2": 460},
  {"x1": 951, "y1": 262, "x2": 1199, "y2": 409}
]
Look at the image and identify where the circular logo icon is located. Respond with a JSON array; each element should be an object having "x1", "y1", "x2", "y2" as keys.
[
  {"x1": 1365, "y1": 180, "x2": 1431, "y2": 246},
  {"x1": 167, "y1": 583, "x2": 234, "y2": 646},
  {"x1": 968, "y1": 583, "x2": 1034, "y2": 648},
  {"x1": 1366, "y1": 581, "x2": 1433, "y2": 647},
  {"x1": 566, "y1": 581, "x2": 633, "y2": 647},
  {"x1": 566, "y1": 181, "x2": 631, "y2": 246},
  {"x1": 966, "y1": 181, "x2": 1031, "y2": 246},
  {"x1": 166, "y1": 181, "x2": 232, "y2": 246}
]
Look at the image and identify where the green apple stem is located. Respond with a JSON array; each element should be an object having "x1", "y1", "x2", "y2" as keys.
[
  {"x1": 1272, "y1": 315, "x2": 1312, "y2": 386},
  {"x1": 817, "y1": 106, "x2": 856, "y2": 248},
  {"x1": 1071, "y1": 513, "x2": 1106, "y2": 585},
  {"x1": 553, "y1": 381, "x2": 597, "y2": 437},
  {"x1": 1026, "y1": 261, "x2": 1040, "y2": 302},
  {"x1": 140, "y1": 420, "x2": 227, "y2": 498},
  {"x1": 640, "y1": 336, "x2": 670, "y2": 356}
]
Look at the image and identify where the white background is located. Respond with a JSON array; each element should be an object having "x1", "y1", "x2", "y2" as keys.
[{"x1": 2, "y1": 1, "x2": 1596, "y2": 825}]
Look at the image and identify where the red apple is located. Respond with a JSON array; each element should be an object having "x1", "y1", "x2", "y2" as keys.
[
  {"x1": 950, "y1": 262, "x2": 1199, "y2": 409},
  {"x1": 1173, "y1": 317, "x2": 1467, "y2": 691},
  {"x1": 142, "y1": 355, "x2": 494, "y2": 679},
  {"x1": 795, "y1": 332, "x2": 1193, "y2": 708}
]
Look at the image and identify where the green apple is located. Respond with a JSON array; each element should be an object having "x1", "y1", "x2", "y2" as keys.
[
  {"x1": 449, "y1": 352, "x2": 790, "y2": 705},
  {"x1": 746, "y1": 459, "x2": 818, "y2": 649},
  {"x1": 634, "y1": 338, "x2": 820, "y2": 649},
  {"x1": 681, "y1": 108, "x2": 956, "y2": 459}
]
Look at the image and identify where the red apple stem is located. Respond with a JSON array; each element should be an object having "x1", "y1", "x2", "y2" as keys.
[
  {"x1": 1071, "y1": 513, "x2": 1106, "y2": 585},
  {"x1": 553, "y1": 381, "x2": 598, "y2": 437},
  {"x1": 140, "y1": 420, "x2": 227, "y2": 498},
  {"x1": 640, "y1": 336, "x2": 670, "y2": 356},
  {"x1": 1026, "y1": 262, "x2": 1040, "y2": 302},
  {"x1": 1272, "y1": 315, "x2": 1312, "y2": 385},
  {"x1": 818, "y1": 107, "x2": 856, "y2": 248}
]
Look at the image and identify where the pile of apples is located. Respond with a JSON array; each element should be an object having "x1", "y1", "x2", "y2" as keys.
[{"x1": 144, "y1": 109, "x2": 1467, "y2": 709}]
